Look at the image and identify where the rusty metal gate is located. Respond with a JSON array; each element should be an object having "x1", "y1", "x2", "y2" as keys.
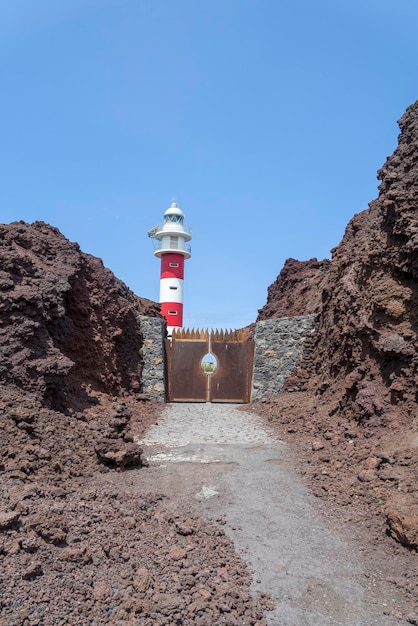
[{"x1": 165, "y1": 328, "x2": 254, "y2": 403}]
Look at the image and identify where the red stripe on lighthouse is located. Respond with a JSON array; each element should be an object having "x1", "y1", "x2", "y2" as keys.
[
  {"x1": 161, "y1": 302, "x2": 183, "y2": 328},
  {"x1": 160, "y1": 253, "x2": 184, "y2": 279}
]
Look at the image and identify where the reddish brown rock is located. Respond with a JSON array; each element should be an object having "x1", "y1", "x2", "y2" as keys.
[
  {"x1": 27, "y1": 512, "x2": 68, "y2": 545},
  {"x1": 257, "y1": 257, "x2": 330, "y2": 320},
  {"x1": 94, "y1": 440, "x2": 147, "y2": 470},
  {"x1": 363, "y1": 457, "x2": 381, "y2": 470},
  {"x1": 58, "y1": 545, "x2": 92, "y2": 564},
  {"x1": 257, "y1": 102, "x2": 418, "y2": 429},
  {"x1": 308, "y1": 103, "x2": 418, "y2": 424},
  {"x1": 385, "y1": 495, "x2": 418, "y2": 550},
  {"x1": 22, "y1": 560, "x2": 43, "y2": 580},
  {"x1": 357, "y1": 469, "x2": 376, "y2": 483},
  {"x1": 167, "y1": 545, "x2": 187, "y2": 560},
  {"x1": 133, "y1": 568, "x2": 154, "y2": 592},
  {"x1": 0, "y1": 511, "x2": 20, "y2": 531},
  {"x1": 0, "y1": 221, "x2": 161, "y2": 410}
]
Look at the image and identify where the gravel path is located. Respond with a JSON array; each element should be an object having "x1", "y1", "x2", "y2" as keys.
[{"x1": 136, "y1": 403, "x2": 407, "y2": 625}]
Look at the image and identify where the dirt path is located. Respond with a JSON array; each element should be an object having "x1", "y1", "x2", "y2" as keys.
[{"x1": 135, "y1": 403, "x2": 410, "y2": 625}]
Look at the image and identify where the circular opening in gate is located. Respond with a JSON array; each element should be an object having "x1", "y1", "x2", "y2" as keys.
[{"x1": 200, "y1": 352, "x2": 218, "y2": 376}]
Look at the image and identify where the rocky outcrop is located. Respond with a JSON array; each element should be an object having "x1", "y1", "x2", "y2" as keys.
[
  {"x1": 253, "y1": 101, "x2": 418, "y2": 557},
  {"x1": 0, "y1": 221, "x2": 161, "y2": 410},
  {"x1": 258, "y1": 103, "x2": 418, "y2": 425},
  {"x1": 257, "y1": 101, "x2": 418, "y2": 434},
  {"x1": 309, "y1": 102, "x2": 418, "y2": 425},
  {"x1": 386, "y1": 495, "x2": 418, "y2": 549},
  {"x1": 0, "y1": 384, "x2": 152, "y2": 483},
  {"x1": 257, "y1": 257, "x2": 330, "y2": 320},
  {"x1": 0, "y1": 221, "x2": 161, "y2": 509}
]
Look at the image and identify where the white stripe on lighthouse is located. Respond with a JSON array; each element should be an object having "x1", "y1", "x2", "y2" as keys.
[{"x1": 160, "y1": 277, "x2": 184, "y2": 304}]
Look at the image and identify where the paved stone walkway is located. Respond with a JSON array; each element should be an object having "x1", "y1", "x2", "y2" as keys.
[{"x1": 136, "y1": 403, "x2": 405, "y2": 625}]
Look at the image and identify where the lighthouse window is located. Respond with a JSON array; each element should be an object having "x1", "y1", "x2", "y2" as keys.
[
  {"x1": 169, "y1": 286, "x2": 178, "y2": 290},
  {"x1": 164, "y1": 215, "x2": 184, "y2": 224},
  {"x1": 169, "y1": 262, "x2": 179, "y2": 267},
  {"x1": 170, "y1": 236, "x2": 179, "y2": 248},
  {"x1": 168, "y1": 310, "x2": 177, "y2": 315}
]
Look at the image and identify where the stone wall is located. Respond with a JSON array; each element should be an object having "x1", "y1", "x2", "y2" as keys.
[
  {"x1": 139, "y1": 315, "x2": 316, "y2": 403},
  {"x1": 251, "y1": 315, "x2": 315, "y2": 401},
  {"x1": 139, "y1": 316, "x2": 166, "y2": 402}
]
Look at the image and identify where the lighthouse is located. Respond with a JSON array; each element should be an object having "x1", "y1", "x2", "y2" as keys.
[{"x1": 148, "y1": 201, "x2": 192, "y2": 335}]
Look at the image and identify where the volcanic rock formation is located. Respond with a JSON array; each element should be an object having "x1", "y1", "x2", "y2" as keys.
[
  {"x1": 257, "y1": 257, "x2": 330, "y2": 320},
  {"x1": 255, "y1": 101, "x2": 418, "y2": 565},
  {"x1": 0, "y1": 221, "x2": 160, "y2": 411},
  {"x1": 259, "y1": 100, "x2": 418, "y2": 426}
]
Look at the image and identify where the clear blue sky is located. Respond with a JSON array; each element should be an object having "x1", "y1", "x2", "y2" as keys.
[{"x1": 1, "y1": 0, "x2": 417, "y2": 329}]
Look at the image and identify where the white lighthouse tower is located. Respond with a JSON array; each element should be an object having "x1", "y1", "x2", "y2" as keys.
[{"x1": 148, "y1": 201, "x2": 192, "y2": 335}]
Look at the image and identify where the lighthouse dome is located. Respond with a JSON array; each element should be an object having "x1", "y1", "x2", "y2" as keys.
[
  {"x1": 164, "y1": 200, "x2": 185, "y2": 222},
  {"x1": 149, "y1": 199, "x2": 192, "y2": 259}
]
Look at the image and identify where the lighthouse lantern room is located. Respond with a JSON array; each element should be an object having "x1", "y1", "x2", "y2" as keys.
[{"x1": 148, "y1": 201, "x2": 192, "y2": 336}]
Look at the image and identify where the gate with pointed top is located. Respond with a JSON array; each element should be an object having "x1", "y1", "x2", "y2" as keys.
[{"x1": 164, "y1": 328, "x2": 255, "y2": 402}]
